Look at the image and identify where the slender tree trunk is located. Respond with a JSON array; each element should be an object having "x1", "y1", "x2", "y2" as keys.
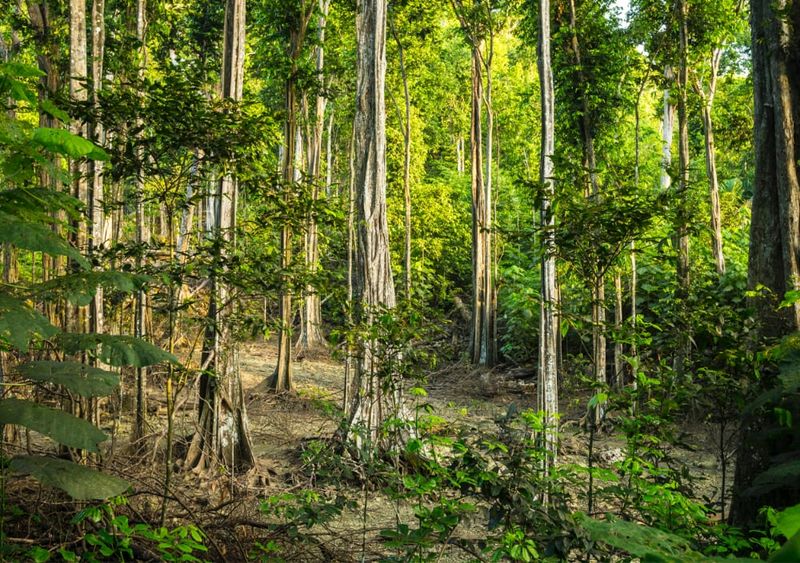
[
  {"x1": 344, "y1": 0, "x2": 401, "y2": 452},
  {"x1": 661, "y1": 66, "x2": 675, "y2": 190},
  {"x1": 567, "y1": 0, "x2": 604, "y2": 415},
  {"x1": 132, "y1": 0, "x2": 148, "y2": 444},
  {"x1": 89, "y1": 0, "x2": 105, "y2": 336},
  {"x1": 538, "y1": 0, "x2": 558, "y2": 469},
  {"x1": 186, "y1": 0, "x2": 254, "y2": 472},
  {"x1": 482, "y1": 34, "x2": 496, "y2": 367},
  {"x1": 468, "y1": 46, "x2": 486, "y2": 365},
  {"x1": 674, "y1": 0, "x2": 691, "y2": 376},
  {"x1": 694, "y1": 49, "x2": 726, "y2": 275},
  {"x1": 344, "y1": 122, "x2": 356, "y2": 411},
  {"x1": 272, "y1": 5, "x2": 313, "y2": 390},
  {"x1": 297, "y1": 0, "x2": 330, "y2": 357}
]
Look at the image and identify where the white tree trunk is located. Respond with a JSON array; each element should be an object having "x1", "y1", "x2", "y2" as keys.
[{"x1": 538, "y1": 0, "x2": 558, "y2": 468}]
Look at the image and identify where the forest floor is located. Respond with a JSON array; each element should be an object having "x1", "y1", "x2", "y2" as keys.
[{"x1": 4, "y1": 339, "x2": 727, "y2": 562}]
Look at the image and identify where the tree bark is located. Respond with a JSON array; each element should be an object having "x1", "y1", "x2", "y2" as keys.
[
  {"x1": 297, "y1": 0, "x2": 330, "y2": 357},
  {"x1": 271, "y1": 2, "x2": 314, "y2": 390},
  {"x1": 538, "y1": 0, "x2": 558, "y2": 469},
  {"x1": 89, "y1": 0, "x2": 106, "y2": 336},
  {"x1": 132, "y1": 0, "x2": 148, "y2": 444},
  {"x1": 731, "y1": 0, "x2": 800, "y2": 525},
  {"x1": 674, "y1": 0, "x2": 691, "y2": 376},
  {"x1": 694, "y1": 49, "x2": 726, "y2": 276},
  {"x1": 344, "y1": 0, "x2": 400, "y2": 452}
]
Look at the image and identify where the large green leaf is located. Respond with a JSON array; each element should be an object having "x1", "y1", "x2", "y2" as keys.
[
  {"x1": 59, "y1": 333, "x2": 178, "y2": 368},
  {"x1": 770, "y1": 530, "x2": 800, "y2": 562},
  {"x1": 29, "y1": 271, "x2": 149, "y2": 306},
  {"x1": 32, "y1": 128, "x2": 109, "y2": 161},
  {"x1": 578, "y1": 515, "x2": 752, "y2": 562},
  {"x1": 9, "y1": 456, "x2": 129, "y2": 500},
  {"x1": 775, "y1": 504, "x2": 800, "y2": 540},
  {"x1": 0, "y1": 294, "x2": 59, "y2": 350},
  {"x1": 0, "y1": 211, "x2": 88, "y2": 269},
  {"x1": 0, "y1": 187, "x2": 82, "y2": 223},
  {"x1": 0, "y1": 399, "x2": 107, "y2": 452},
  {"x1": 18, "y1": 361, "x2": 119, "y2": 398},
  {"x1": 748, "y1": 460, "x2": 800, "y2": 497}
]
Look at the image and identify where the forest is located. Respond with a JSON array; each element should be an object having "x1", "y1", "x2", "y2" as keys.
[{"x1": 0, "y1": 0, "x2": 799, "y2": 560}]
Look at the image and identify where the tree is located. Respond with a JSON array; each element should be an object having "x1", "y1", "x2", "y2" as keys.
[
  {"x1": 296, "y1": 0, "x2": 331, "y2": 358},
  {"x1": 344, "y1": 0, "x2": 400, "y2": 451},
  {"x1": 450, "y1": 0, "x2": 500, "y2": 367},
  {"x1": 537, "y1": 0, "x2": 558, "y2": 468},
  {"x1": 270, "y1": 0, "x2": 315, "y2": 392},
  {"x1": 730, "y1": 0, "x2": 800, "y2": 525},
  {"x1": 185, "y1": 0, "x2": 255, "y2": 472}
]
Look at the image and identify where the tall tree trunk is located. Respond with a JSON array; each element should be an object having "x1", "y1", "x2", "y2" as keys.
[
  {"x1": 674, "y1": 0, "x2": 691, "y2": 376},
  {"x1": 731, "y1": 0, "x2": 800, "y2": 525},
  {"x1": 344, "y1": 0, "x2": 400, "y2": 452},
  {"x1": 694, "y1": 49, "x2": 726, "y2": 275},
  {"x1": 70, "y1": 0, "x2": 88, "y2": 337},
  {"x1": 567, "y1": 0, "x2": 604, "y2": 417},
  {"x1": 297, "y1": 0, "x2": 330, "y2": 357},
  {"x1": 468, "y1": 46, "x2": 487, "y2": 366},
  {"x1": 661, "y1": 66, "x2": 675, "y2": 190},
  {"x1": 186, "y1": 0, "x2": 254, "y2": 472},
  {"x1": 538, "y1": 0, "x2": 558, "y2": 469},
  {"x1": 271, "y1": 4, "x2": 313, "y2": 390},
  {"x1": 132, "y1": 0, "x2": 148, "y2": 444},
  {"x1": 482, "y1": 33, "x2": 496, "y2": 367},
  {"x1": 89, "y1": 0, "x2": 105, "y2": 337}
]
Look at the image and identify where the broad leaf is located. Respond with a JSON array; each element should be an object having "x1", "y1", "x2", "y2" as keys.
[
  {"x1": 32, "y1": 127, "x2": 109, "y2": 161},
  {"x1": 775, "y1": 504, "x2": 800, "y2": 540},
  {"x1": 59, "y1": 333, "x2": 178, "y2": 368},
  {"x1": 0, "y1": 399, "x2": 107, "y2": 452},
  {"x1": 770, "y1": 530, "x2": 800, "y2": 562},
  {"x1": 578, "y1": 515, "x2": 752, "y2": 562},
  {"x1": 749, "y1": 460, "x2": 800, "y2": 497},
  {"x1": 18, "y1": 361, "x2": 119, "y2": 397},
  {"x1": 39, "y1": 99, "x2": 71, "y2": 124},
  {"x1": 29, "y1": 271, "x2": 148, "y2": 306},
  {"x1": 0, "y1": 187, "x2": 82, "y2": 223},
  {"x1": 0, "y1": 211, "x2": 88, "y2": 269},
  {"x1": 0, "y1": 294, "x2": 59, "y2": 350},
  {"x1": 9, "y1": 456, "x2": 129, "y2": 500}
]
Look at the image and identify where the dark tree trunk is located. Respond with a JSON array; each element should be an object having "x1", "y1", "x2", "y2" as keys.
[{"x1": 731, "y1": 0, "x2": 800, "y2": 526}]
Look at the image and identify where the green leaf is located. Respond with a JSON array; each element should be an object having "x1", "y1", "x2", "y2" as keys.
[
  {"x1": 770, "y1": 530, "x2": 800, "y2": 562},
  {"x1": 0, "y1": 399, "x2": 108, "y2": 452},
  {"x1": 749, "y1": 460, "x2": 800, "y2": 496},
  {"x1": 29, "y1": 271, "x2": 148, "y2": 306},
  {"x1": 0, "y1": 62, "x2": 45, "y2": 78},
  {"x1": 0, "y1": 187, "x2": 82, "y2": 223},
  {"x1": 775, "y1": 504, "x2": 800, "y2": 540},
  {"x1": 32, "y1": 128, "x2": 109, "y2": 161},
  {"x1": 0, "y1": 211, "x2": 88, "y2": 268},
  {"x1": 59, "y1": 333, "x2": 179, "y2": 368},
  {"x1": 39, "y1": 99, "x2": 71, "y2": 124},
  {"x1": 9, "y1": 455, "x2": 129, "y2": 500},
  {"x1": 0, "y1": 294, "x2": 59, "y2": 350},
  {"x1": 17, "y1": 361, "x2": 119, "y2": 397}
]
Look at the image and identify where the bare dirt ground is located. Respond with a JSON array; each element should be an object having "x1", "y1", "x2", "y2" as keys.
[{"x1": 3, "y1": 339, "x2": 727, "y2": 562}]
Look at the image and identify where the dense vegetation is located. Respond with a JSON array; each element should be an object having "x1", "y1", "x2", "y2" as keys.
[{"x1": 1, "y1": 0, "x2": 799, "y2": 560}]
